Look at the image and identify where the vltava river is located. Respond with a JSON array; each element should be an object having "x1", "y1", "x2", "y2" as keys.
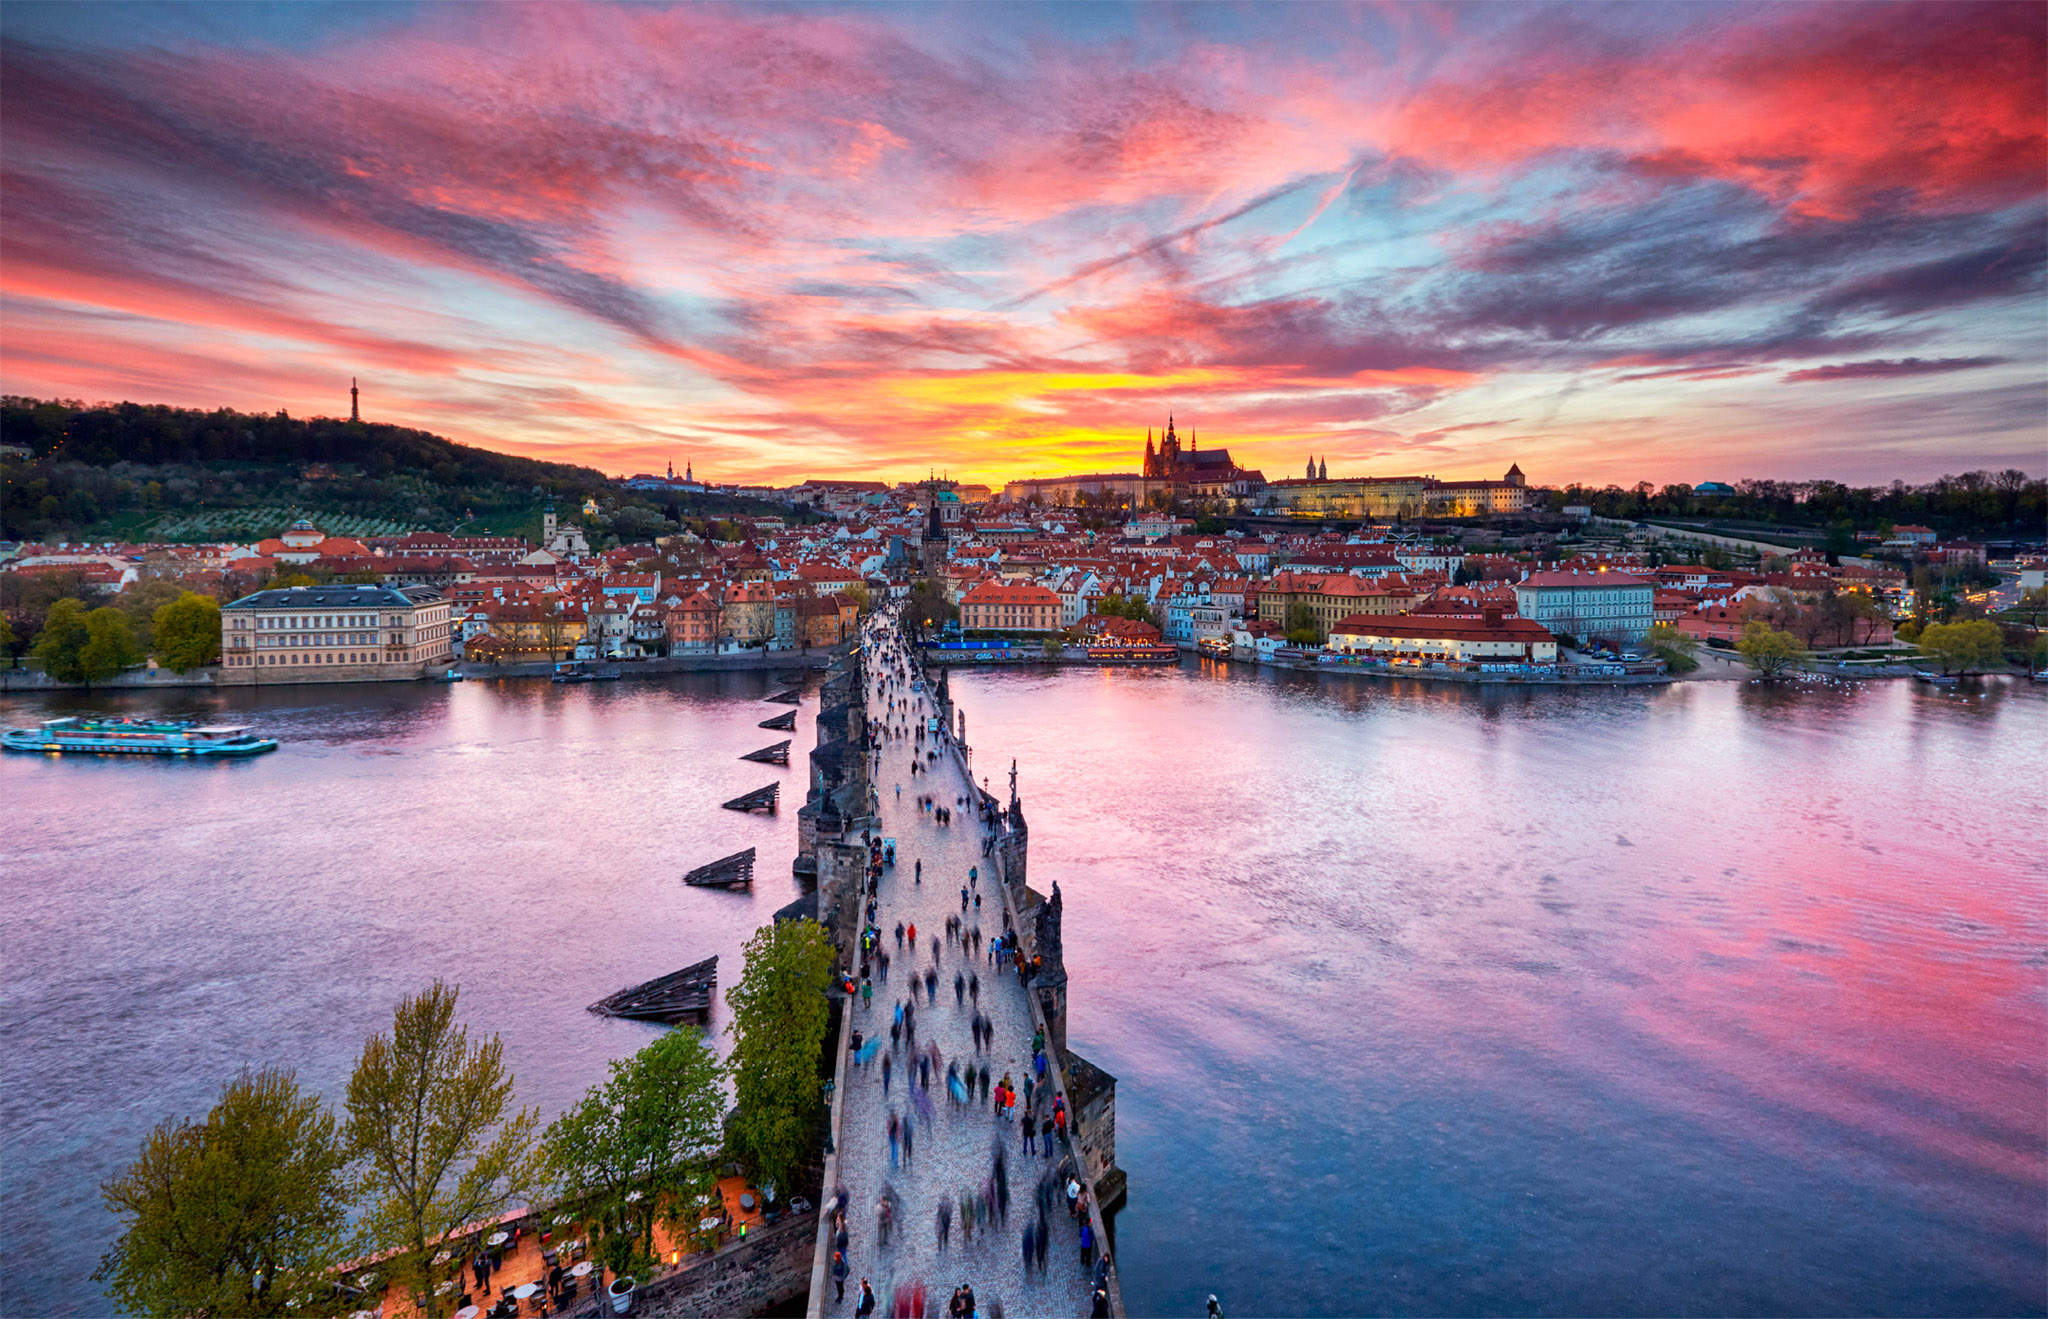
[{"x1": 2, "y1": 667, "x2": 2042, "y2": 1316}]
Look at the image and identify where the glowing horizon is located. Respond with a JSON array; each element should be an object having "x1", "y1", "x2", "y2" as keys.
[{"x1": 1, "y1": 2, "x2": 2042, "y2": 490}]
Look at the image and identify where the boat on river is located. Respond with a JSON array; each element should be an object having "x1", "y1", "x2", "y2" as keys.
[
  {"x1": 551, "y1": 661, "x2": 620, "y2": 683},
  {"x1": 1913, "y1": 671, "x2": 1959, "y2": 686},
  {"x1": 1, "y1": 716, "x2": 278, "y2": 758}
]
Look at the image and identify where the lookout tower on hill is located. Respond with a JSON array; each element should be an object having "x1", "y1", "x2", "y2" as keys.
[{"x1": 350, "y1": 378, "x2": 360, "y2": 423}]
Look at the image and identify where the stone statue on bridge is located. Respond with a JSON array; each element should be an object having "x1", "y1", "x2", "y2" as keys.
[{"x1": 1035, "y1": 880, "x2": 1064, "y2": 974}]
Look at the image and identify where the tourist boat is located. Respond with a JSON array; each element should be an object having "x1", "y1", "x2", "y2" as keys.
[
  {"x1": 1913, "y1": 671, "x2": 1959, "y2": 686},
  {"x1": 550, "y1": 661, "x2": 620, "y2": 683},
  {"x1": 1196, "y1": 636, "x2": 1233, "y2": 658},
  {"x1": 1, "y1": 716, "x2": 278, "y2": 757},
  {"x1": 1086, "y1": 643, "x2": 1181, "y2": 664}
]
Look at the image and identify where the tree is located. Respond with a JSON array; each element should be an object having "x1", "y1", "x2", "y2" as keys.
[
  {"x1": 1735, "y1": 618, "x2": 1808, "y2": 677},
  {"x1": 80, "y1": 606, "x2": 144, "y2": 682},
  {"x1": 0, "y1": 612, "x2": 14, "y2": 666},
  {"x1": 1916, "y1": 619, "x2": 2004, "y2": 675},
  {"x1": 31, "y1": 596, "x2": 92, "y2": 682},
  {"x1": 95, "y1": 1068, "x2": 353, "y2": 1318},
  {"x1": 1283, "y1": 602, "x2": 1319, "y2": 646},
  {"x1": 841, "y1": 582, "x2": 872, "y2": 616},
  {"x1": 540, "y1": 1029, "x2": 725, "y2": 1281},
  {"x1": 117, "y1": 578, "x2": 186, "y2": 652},
  {"x1": 905, "y1": 579, "x2": 956, "y2": 636},
  {"x1": 344, "y1": 982, "x2": 537, "y2": 1319},
  {"x1": 1646, "y1": 622, "x2": 1699, "y2": 673},
  {"x1": 539, "y1": 610, "x2": 573, "y2": 661},
  {"x1": 154, "y1": 592, "x2": 222, "y2": 672},
  {"x1": 725, "y1": 919, "x2": 836, "y2": 1194}
]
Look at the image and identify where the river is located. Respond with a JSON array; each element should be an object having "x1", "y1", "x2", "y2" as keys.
[{"x1": 2, "y1": 666, "x2": 2042, "y2": 1316}]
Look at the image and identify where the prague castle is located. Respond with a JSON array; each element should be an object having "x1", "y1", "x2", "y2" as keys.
[{"x1": 1003, "y1": 419, "x2": 1530, "y2": 517}]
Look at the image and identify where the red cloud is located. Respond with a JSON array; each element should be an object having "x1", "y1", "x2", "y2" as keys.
[{"x1": 1392, "y1": 2, "x2": 2045, "y2": 218}]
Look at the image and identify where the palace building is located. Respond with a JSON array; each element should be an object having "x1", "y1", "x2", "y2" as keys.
[
  {"x1": 1003, "y1": 417, "x2": 1265, "y2": 507},
  {"x1": 1001, "y1": 419, "x2": 1530, "y2": 518}
]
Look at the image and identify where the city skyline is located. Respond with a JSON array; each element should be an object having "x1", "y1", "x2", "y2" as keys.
[{"x1": 1, "y1": 1, "x2": 2042, "y2": 488}]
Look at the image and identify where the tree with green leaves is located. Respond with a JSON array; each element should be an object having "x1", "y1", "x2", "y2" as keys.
[
  {"x1": 540, "y1": 1029, "x2": 725, "y2": 1282},
  {"x1": 1916, "y1": 618, "x2": 2004, "y2": 675},
  {"x1": 116, "y1": 578, "x2": 187, "y2": 653},
  {"x1": 153, "y1": 592, "x2": 222, "y2": 672},
  {"x1": 1735, "y1": 618, "x2": 1808, "y2": 677},
  {"x1": 725, "y1": 919, "x2": 836, "y2": 1194},
  {"x1": 344, "y1": 982, "x2": 537, "y2": 1319},
  {"x1": 0, "y1": 612, "x2": 15, "y2": 666},
  {"x1": 31, "y1": 596, "x2": 93, "y2": 682},
  {"x1": 95, "y1": 1068, "x2": 353, "y2": 1318},
  {"x1": 1283, "y1": 602, "x2": 1319, "y2": 646},
  {"x1": 1646, "y1": 622, "x2": 1699, "y2": 673},
  {"x1": 80, "y1": 606, "x2": 144, "y2": 682}
]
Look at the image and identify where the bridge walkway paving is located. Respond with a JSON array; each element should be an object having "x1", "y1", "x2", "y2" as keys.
[{"x1": 830, "y1": 672, "x2": 1095, "y2": 1318}]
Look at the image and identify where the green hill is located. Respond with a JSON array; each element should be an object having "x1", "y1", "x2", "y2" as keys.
[{"x1": 0, "y1": 397, "x2": 807, "y2": 544}]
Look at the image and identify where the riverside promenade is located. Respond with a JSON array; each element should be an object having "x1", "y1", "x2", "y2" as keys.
[{"x1": 825, "y1": 637, "x2": 1103, "y2": 1317}]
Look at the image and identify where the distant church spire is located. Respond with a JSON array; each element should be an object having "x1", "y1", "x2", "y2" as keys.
[{"x1": 350, "y1": 377, "x2": 360, "y2": 423}]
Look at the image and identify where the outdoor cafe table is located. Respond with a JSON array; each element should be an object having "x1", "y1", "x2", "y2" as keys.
[
  {"x1": 456, "y1": 1309, "x2": 480, "y2": 1319},
  {"x1": 486, "y1": 1232, "x2": 509, "y2": 1248},
  {"x1": 570, "y1": 1262, "x2": 593, "y2": 1279},
  {"x1": 513, "y1": 1284, "x2": 539, "y2": 1300}
]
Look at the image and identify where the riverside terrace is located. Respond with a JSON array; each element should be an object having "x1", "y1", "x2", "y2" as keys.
[
  {"x1": 326, "y1": 1171, "x2": 771, "y2": 1319},
  {"x1": 814, "y1": 615, "x2": 1123, "y2": 1318}
]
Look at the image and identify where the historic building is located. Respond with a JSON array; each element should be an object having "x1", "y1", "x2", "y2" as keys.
[
  {"x1": 1140, "y1": 417, "x2": 1264, "y2": 497},
  {"x1": 1513, "y1": 569, "x2": 1655, "y2": 643},
  {"x1": 220, "y1": 583, "x2": 455, "y2": 682},
  {"x1": 1003, "y1": 418, "x2": 1264, "y2": 507},
  {"x1": 1256, "y1": 463, "x2": 1530, "y2": 519}
]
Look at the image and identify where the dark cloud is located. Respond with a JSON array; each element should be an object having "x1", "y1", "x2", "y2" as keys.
[
  {"x1": 1782, "y1": 356, "x2": 2010, "y2": 382},
  {"x1": 1809, "y1": 225, "x2": 2048, "y2": 317}
]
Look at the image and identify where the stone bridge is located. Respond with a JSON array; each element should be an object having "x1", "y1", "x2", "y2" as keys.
[{"x1": 800, "y1": 624, "x2": 1124, "y2": 1318}]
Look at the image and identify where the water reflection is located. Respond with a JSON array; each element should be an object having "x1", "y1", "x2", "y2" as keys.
[
  {"x1": 0, "y1": 674, "x2": 816, "y2": 1316},
  {"x1": 3, "y1": 669, "x2": 2040, "y2": 1317},
  {"x1": 953, "y1": 665, "x2": 2046, "y2": 1317}
]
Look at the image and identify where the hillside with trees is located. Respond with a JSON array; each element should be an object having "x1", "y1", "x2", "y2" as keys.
[
  {"x1": 1536, "y1": 472, "x2": 2043, "y2": 544},
  {"x1": 0, "y1": 397, "x2": 809, "y2": 543}
]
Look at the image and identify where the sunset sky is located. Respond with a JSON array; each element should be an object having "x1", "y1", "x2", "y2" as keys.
[{"x1": 1, "y1": 1, "x2": 2042, "y2": 488}]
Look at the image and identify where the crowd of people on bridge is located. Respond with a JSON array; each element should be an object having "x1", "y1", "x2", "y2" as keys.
[{"x1": 826, "y1": 609, "x2": 1115, "y2": 1319}]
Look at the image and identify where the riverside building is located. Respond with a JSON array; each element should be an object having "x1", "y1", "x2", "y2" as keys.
[
  {"x1": 1513, "y1": 570, "x2": 1656, "y2": 643},
  {"x1": 220, "y1": 583, "x2": 455, "y2": 682}
]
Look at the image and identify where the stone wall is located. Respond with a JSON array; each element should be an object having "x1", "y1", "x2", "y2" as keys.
[
  {"x1": 1065, "y1": 1051, "x2": 1126, "y2": 1210},
  {"x1": 1, "y1": 665, "x2": 219, "y2": 691},
  {"x1": 630, "y1": 1208, "x2": 815, "y2": 1318}
]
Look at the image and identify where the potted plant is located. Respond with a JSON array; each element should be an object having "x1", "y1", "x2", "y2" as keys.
[{"x1": 608, "y1": 1274, "x2": 636, "y2": 1314}]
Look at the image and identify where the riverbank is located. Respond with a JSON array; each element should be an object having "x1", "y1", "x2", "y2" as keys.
[
  {"x1": 922, "y1": 645, "x2": 1675, "y2": 686},
  {"x1": 0, "y1": 646, "x2": 845, "y2": 692}
]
